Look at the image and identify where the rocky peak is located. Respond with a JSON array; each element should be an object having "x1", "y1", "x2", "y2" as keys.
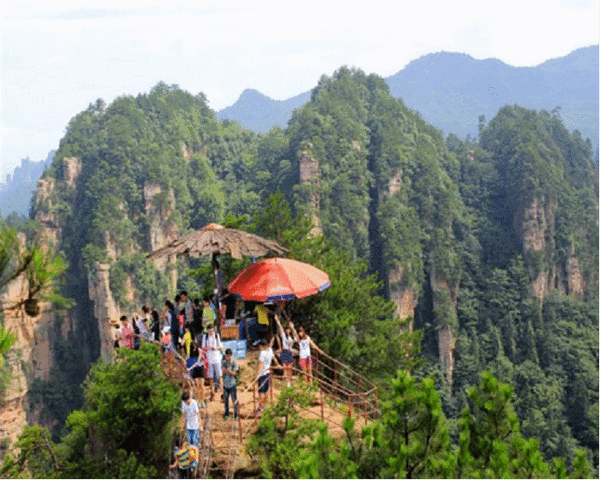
[
  {"x1": 62, "y1": 157, "x2": 82, "y2": 187},
  {"x1": 299, "y1": 144, "x2": 322, "y2": 237}
]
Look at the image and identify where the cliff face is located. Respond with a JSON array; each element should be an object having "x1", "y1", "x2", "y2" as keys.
[
  {"x1": 430, "y1": 265, "x2": 459, "y2": 388},
  {"x1": 388, "y1": 265, "x2": 419, "y2": 324},
  {"x1": 0, "y1": 157, "x2": 86, "y2": 446},
  {"x1": 514, "y1": 195, "x2": 557, "y2": 301},
  {"x1": 514, "y1": 193, "x2": 590, "y2": 302},
  {"x1": 0, "y1": 239, "x2": 55, "y2": 448},
  {"x1": 0, "y1": 149, "x2": 183, "y2": 442},
  {"x1": 0, "y1": 272, "x2": 33, "y2": 448},
  {"x1": 87, "y1": 264, "x2": 120, "y2": 363}
]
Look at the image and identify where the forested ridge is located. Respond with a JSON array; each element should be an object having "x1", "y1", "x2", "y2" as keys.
[{"x1": 5, "y1": 68, "x2": 597, "y2": 476}]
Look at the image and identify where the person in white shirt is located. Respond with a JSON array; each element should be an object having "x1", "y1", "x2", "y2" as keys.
[
  {"x1": 136, "y1": 312, "x2": 150, "y2": 343},
  {"x1": 293, "y1": 325, "x2": 321, "y2": 383},
  {"x1": 256, "y1": 339, "x2": 274, "y2": 413},
  {"x1": 201, "y1": 324, "x2": 223, "y2": 401},
  {"x1": 274, "y1": 314, "x2": 296, "y2": 387},
  {"x1": 181, "y1": 391, "x2": 202, "y2": 447},
  {"x1": 139, "y1": 305, "x2": 152, "y2": 342}
]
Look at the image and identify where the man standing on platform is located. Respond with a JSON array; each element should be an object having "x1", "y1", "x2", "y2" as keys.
[
  {"x1": 202, "y1": 324, "x2": 222, "y2": 401},
  {"x1": 221, "y1": 348, "x2": 239, "y2": 419}
]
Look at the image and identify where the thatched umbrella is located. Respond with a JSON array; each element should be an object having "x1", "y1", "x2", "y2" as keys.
[{"x1": 148, "y1": 223, "x2": 287, "y2": 261}]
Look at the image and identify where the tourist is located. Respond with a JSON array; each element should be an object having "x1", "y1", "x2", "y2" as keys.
[
  {"x1": 139, "y1": 305, "x2": 152, "y2": 342},
  {"x1": 181, "y1": 290, "x2": 193, "y2": 332},
  {"x1": 183, "y1": 324, "x2": 193, "y2": 357},
  {"x1": 220, "y1": 288, "x2": 237, "y2": 323},
  {"x1": 118, "y1": 316, "x2": 134, "y2": 350},
  {"x1": 181, "y1": 391, "x2": 202, "y2": 447},
  {"x1": 131, "y1": 314, "x2": 141, "y2": 350},
  {"x1": 170, "y1": 439, "x2": 198, "y2": 478},
  {"x1": 187, "y1": 343, "x2": 205, "y2": 405},
  {"x1": 221, "y1": 348, "x2": 239, "y2": 419},
  {"x1": 295, "y1": 324, "x2": 320, "y2": 383},
  {"x1": 202, "y1": 296, "x2": 216, "y2": 330},
  {"x1": 192, "y1": 298, "x2": 203, "y2": 338},
  {"x1": 275, "y1": 315, "x2": 296, "y2": 387},
  {"x1": 111, "y1": 319, "x2": 121, "y2": 349},
  {"x1": 201, "y1": 324, "x2": 223, "y2": 401},
  {"x1": 165, "y1": 300, "x2": 179, "y2": 352},
  {"x1": 161, "y1": 326, "x2": 173, "y2": 353},
  {"x1": 256, "y1": 338, "x2": 274, "y2": 413},
  {"x1": 151, "y1": 309, "x2": 161, "y2": 342},
  {"x1": 174, "y1": 294, "x2": 182, "y2": 320}
]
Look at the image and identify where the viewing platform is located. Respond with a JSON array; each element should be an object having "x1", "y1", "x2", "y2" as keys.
[{"x1": 160, "y1": 344, "x2": 379, "y2": 478}]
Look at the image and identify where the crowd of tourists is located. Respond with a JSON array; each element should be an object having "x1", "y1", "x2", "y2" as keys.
[{"x1": 112, "y1": 286, "x2": 321, "y2": 477}]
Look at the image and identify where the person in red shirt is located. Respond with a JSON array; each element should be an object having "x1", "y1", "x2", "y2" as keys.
[{"x1": 119, "y1": 315, "x2": 135, "y2": 349}]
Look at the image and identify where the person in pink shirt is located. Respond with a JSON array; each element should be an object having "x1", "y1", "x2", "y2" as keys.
[{"x1": 119, "y1": 315, "x2": 135, "y2": 350}]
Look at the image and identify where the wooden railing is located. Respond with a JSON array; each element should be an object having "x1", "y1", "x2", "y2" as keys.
[{"x1": 157, "y1": 344, "x2": 379, "y2": 479}]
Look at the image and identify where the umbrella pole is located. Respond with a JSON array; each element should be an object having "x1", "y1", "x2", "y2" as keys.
[{"x1": 212, "y1": 253, "x2": 221, "y2": 336}]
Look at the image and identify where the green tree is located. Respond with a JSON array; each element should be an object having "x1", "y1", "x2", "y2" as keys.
[
  {"x1": 360, "y1": 371, "x2": 455, "y2": 478},
  {"x1": 83, "y1": 343, "x2": 180, "y2": 469},
  {"x1": 0, "y1": 223, "x2": 69, "y2": 317},
  {"x1": 3, "y1": 342, "x2": 180, "y2": 478},
  {"x1": 247, "y1": 386, "x2": 322, "y2": 478}
]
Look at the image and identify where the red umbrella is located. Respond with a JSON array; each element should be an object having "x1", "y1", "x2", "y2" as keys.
[{"x1": 228, "y1": 258, "x2": 330, "y2": 302}]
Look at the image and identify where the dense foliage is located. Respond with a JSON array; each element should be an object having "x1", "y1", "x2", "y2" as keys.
[
  {"x1": 1, "y1": 343, "x2": 179, "y2": 478},
  {"x1": 19, "y1": 68, "x2": 599, "y2": 474},
  {"x1": 248, "y1": 371, "x2": 591, "y2": 479}
]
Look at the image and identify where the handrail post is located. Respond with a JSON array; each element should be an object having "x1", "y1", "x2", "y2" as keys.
[
  {"x1": 269, "y1": 367, "x2": 274, "y2": 405},
  {"x1": 347, "y1": 393, "x2": 353, "y2": 418},
  {"x1": 238, "y1": 404, "x2": 243, "y2": 442},
  {"x1": 319, "y1": 385, "x2": 324, "y2": 421},
  {"x1": 334, "y1": 363, "x2": 338, "y2": 400}
]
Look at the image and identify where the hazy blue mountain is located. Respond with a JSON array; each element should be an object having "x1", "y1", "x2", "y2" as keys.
[
  {"x1": 217, "y1": 88, "x2": 310, "y2": 132},
  {"x1": 387, "y1": 45, "x2": 599, "y2": 144},
  {"x1": 0, "y1": 151, "x2": 54, "y2": 217},
  {"x1": 218, "y1": 46, "x2": 599, "y2": 148}
]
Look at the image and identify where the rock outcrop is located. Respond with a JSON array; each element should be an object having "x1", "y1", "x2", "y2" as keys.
[
  {"x1": 513, "y1": 193, "x2": 590, "y2": 302},
  {"x1": 87, "y1": 264, "x2": 120, "y2": 363},
  {"x1": 33, "y1": 178, "x2": 61, "y2": 251},
  {"x1": 430, "y1": 265, "x2": 459, "y2": 388},
  {"x1": 299, "y1": 144, "x2": 321, "y2": 237},
  {"x1": 388, "y1": 265, "x2": 418, "y2": 326},
  {"x1": 62, "y1": 157, "x2": 82, "y2": 188},
  {"x1": 0, "y1": 243, "x2": 54, "y2": 449},
  {"x1": 143, "y1": 183, "x2": 178, "y2": 254}
]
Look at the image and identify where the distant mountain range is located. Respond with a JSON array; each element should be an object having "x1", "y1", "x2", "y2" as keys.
[
  {"x1": 218, "y1": 90, "x2": 311, "y2": 133},
  {"x1": 0, "y1": 151, "x2": 54, "y2": 217},
  {"x1": 218, "y1": 45, "x2": 599, "y2": 147},
  {"x1": 2, "y1": 46, "x2": 597, "y2": 218}
]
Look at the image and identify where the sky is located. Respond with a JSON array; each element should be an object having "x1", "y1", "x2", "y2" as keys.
[{"x1": 1, "y1": 0, "x2": 598, "y2": 182}]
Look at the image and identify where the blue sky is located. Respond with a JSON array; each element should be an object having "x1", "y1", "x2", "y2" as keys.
[{"x1": 1, "y1": 0, "x2": 598, "y2": 181}]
